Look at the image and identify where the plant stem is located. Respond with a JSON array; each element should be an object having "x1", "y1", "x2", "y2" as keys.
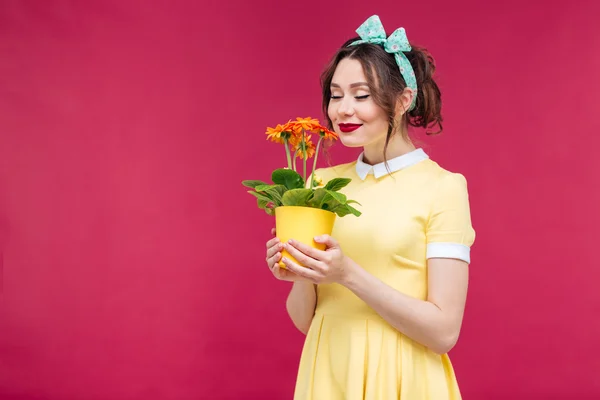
[
  {"x1": 302, "y1": 131, "x2": 307, "y2": 184},
  {"x1": 284, "y1": 137, "x2": 292, "y2": 169},
  {"x1": 303, "y1": 156, "x2": 307, "y2": 185},
  {"x1": 311, "y1": 136, "x2": 323, "y2": 189},
  {"x1": 293, "y1": 150, "x2": 299, "y2": 171}
]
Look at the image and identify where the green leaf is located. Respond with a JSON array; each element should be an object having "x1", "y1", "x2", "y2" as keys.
[
  {"x1": 325, "y1": 190, "x2": 347, "y2": 204},
  {"x1": 258, "y1": 198, "x2": 275, "y2": 215},
  {"x1": 258, "y1": 200, "x2": 275, "y2": 215},
  {"x1": 247, "y1": 190, "x2": 272, "y2": 204},
  {"x1": 346, "y1": 199, "x2": 362, "y2": 206},
  {"x1": 332, "y1": 204, "x2": 362, "y2": 217},
  {"x1": 320, "y1": 190, "x2": 346, "y2": 211},
  {"x1": 254, "y1": 184, "x2": 286, "y2": 205},
  {"x1": 331, "y1": 204, "x2": 352, "y2": 217},
  {"x1": 242, "y1": 180, "x2": 270, "y2": 189},
  {"x1": 272, "y1": 168, "x2": 305, "y2": 190},
  {"x1": 257, "y1": 198, "x2": 269, "y2": 209},
  {"x1": 345, "y1": 204, "x2": 362, "y2": 217},
  {"x1": 281, "y1": 189, "x2": 313, "y2": 206},
  {"x1": 307, "y1": 188, "x2": 328, "y2": 208},
  {"x1": 325, "y1": 178, "x2": 351, "y2": 192},
  {"x1": 250, "y1": 192, "x2": 276, "y2": 216}
]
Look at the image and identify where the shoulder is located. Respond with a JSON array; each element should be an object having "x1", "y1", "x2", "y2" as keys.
[
  {"x1": 418, "y1": 159, "x2": 471, "y2": 192},
  {"x1": 416, "y1": 160, "x2": 473, "y2": 217}
]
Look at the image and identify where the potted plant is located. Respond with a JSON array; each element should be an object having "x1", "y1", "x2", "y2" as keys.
[{"x1": 242, "y1": 117, "x2": 361, "y2": 268}]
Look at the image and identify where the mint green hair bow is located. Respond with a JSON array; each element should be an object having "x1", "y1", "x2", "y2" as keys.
[{"x1": 350, "y1": 15, "x2": 417, "y2": 111}]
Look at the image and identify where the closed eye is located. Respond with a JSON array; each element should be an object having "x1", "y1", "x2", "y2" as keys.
[{"x1": 330, "y1": 95, "x2": 370, "y2": 100}]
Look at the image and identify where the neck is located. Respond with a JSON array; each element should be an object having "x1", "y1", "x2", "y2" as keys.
[{"x1": 362, "y1": 133, "x2": 416, "y2": 165}]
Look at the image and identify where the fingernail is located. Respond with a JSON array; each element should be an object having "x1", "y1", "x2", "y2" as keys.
[{"x1": 288, "y1": 239, "x2": 294, "y2": 245}]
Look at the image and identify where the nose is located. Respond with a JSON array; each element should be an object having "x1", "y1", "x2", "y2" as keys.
[{"x1": 336, "y1": 96, "x2": 354, "y2": 118}]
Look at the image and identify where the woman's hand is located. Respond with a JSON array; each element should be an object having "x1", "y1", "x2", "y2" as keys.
[
  {"x1": 265, "y1": 228, "x2": 310, "y2": 282},
  {"x1": 281, "y1": 235, "x2": 354, "y2": 285}
]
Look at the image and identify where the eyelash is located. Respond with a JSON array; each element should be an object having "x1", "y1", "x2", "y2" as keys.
[{"x1": 330, "y1": 95, "x2": 370, "y2": 100}]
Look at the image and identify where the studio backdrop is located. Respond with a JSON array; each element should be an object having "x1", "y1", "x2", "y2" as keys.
[{"x1": 1, "y1": 1, "x2": 599, "y2": 399}]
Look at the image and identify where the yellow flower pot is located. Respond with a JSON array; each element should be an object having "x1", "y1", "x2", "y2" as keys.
[{"x1": 275, "y1": 206, "x2": 336, "y2": 268}]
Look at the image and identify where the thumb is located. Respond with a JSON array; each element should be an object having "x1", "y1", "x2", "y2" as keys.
[{"x1": 314, "y1": 234, "x2": 337, "y2": 248}]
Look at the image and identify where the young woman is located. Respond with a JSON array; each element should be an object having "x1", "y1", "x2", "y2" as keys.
[{"x1": 264, "y1": 15, "x2": 475, "y2": 399}]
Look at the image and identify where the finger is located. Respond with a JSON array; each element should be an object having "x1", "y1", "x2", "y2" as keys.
[
  {"x1": 271, "y1": 228, "x2": 276, "y2": 235},
  {"x1": 283, "y1": 242, "x2": 324, "y2": 272},
  {"x1": 272, "y1": 265, "x2": 284, "y2": 279},
  {"x1": 266, "y1": 242, "x2": 283, "y2": 259},
  {"x1": 266, "y1": 236, "x2": 280, "y2": 249},
  {"x1": 287, "y1": 239, "x2": 326, "y2": 262},
  {"x1": 273, "y1": 265, "x2": 296, "y2": 281},
  {"x1": 267, "y1": 251, "x2": 282, "y2": 269},
  {"x1": 281, "y1": 257, "x2": 322, "y2": 282},
  {"x1": 314, "y1": 234, "x2": 338, "y2": 249}
]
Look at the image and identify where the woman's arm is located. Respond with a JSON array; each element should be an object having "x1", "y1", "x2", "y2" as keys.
[
  {"x1": 282, "y1": 236, "x2": 469, "y2": 354},
  {"x1": 342, "y1": 257, "x2": 469, "y2": 354},
  {"x1": 285, "y1": 281, "x2": 317, "y2": 335}
]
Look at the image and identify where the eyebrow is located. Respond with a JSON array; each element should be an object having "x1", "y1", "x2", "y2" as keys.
[{"x1": 330, "y1": 82, "x2": 370, "y2": 88}]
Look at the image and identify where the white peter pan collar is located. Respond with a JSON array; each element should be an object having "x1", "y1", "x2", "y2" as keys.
[{"x1": 355, "y1": 148, "x2": 429, "y2": 180}]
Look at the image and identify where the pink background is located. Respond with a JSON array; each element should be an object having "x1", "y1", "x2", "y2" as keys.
[{"x1": 1, "y1": 0, "x2": 599, "y2": 399}]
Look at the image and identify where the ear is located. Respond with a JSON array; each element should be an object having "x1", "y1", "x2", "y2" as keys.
[{"x1": 395, "y1": 88, "x2": 414, "y2": 117}]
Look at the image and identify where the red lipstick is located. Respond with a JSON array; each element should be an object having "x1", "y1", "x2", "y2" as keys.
[{"x1": 338, "y1": 123, "x2": 362, "y2": 133}]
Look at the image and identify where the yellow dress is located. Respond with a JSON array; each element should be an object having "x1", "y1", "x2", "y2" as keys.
[{"x1": 294, "y1": 149, "x2": 476, "y2": 400}]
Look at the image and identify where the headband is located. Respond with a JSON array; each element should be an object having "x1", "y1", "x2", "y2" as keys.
[{"x1": 349, "y1": 15, "x2": 417, "y2": 111}]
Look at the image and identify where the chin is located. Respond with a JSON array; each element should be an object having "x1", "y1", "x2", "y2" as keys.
[{"x1": 339, "y1": 134, "x2": 367, "y2": 148}]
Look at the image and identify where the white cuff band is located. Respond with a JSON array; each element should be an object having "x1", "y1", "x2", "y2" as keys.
[{"x1": 427, "y1": 243, "x2": 471, "y2": 264}]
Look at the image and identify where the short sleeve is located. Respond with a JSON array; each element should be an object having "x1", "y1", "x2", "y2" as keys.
[{"x1": 426, "y1": 172, "x2": 476, "y2": 264}]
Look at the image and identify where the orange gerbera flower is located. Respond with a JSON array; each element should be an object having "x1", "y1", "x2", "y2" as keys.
[
  {"x1": 292, "y1": 117, "x2": 320, "y2": 132},
  {"x1": 265, "y1": 123, "x2": 294, "y2": 144},
  {"x1": 282, "y1": 120, "x2": 303, "y2": 137},
  {"x1": 292, "y1": 133, "x2": 316, "y2": 160},
  {"x1": 316, "y1": 126, "x2": 338, "y2": 141}
]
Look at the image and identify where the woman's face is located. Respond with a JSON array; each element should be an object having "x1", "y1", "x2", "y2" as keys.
[{"x1": 327, "y1": 58, "x2": 389, "y2": 149}]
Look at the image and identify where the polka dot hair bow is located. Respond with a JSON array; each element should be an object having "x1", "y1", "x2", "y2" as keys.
[{"x1": 350, "y1": 15, "x2": 418, "y2": 111}]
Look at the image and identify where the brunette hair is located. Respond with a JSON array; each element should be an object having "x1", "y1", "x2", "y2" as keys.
[{"x1": 321, "y1": 37, "x2": 443, "y2": 163}]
